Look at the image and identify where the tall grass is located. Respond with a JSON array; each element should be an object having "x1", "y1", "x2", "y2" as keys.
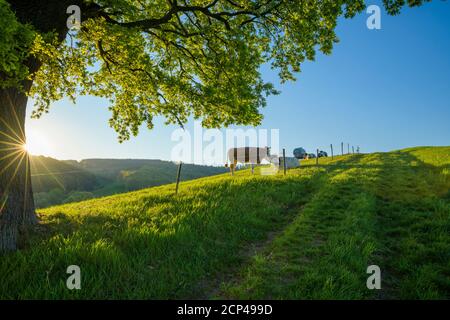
[{"x1": 0, "y1": 147, "x2": 449, "y2": 299}]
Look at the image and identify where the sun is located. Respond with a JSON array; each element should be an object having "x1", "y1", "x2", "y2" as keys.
[{"x1": 24, "y1": 129, "x2": 53, "y2": 156}]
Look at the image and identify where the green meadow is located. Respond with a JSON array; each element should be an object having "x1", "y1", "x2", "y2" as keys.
[{"x1": 0, "y1": 146, "x2": 449, "y2": 299}]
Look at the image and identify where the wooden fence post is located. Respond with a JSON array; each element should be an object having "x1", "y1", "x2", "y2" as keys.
[
  {"x1": 316, "y1": 148, "x2": 319, "y2": 166},
  {"x1": 330, "y1": 144, "x2": 334, "y2": 160},
  {"x1": 352, "y1": 146, "x2": 355, "y2": 154},
  {"x1": 175, "y1": 161, "x2": 182, "y2": 194},
  {"x1": 347, "y1": 143, "x2": 350, "y2": 154},
  {"x1": 283, "y1": 148, "x2": 286, "y2": 175},
  {"x1": 341, "y1": 142, "x2": 344, "y2": 156}
]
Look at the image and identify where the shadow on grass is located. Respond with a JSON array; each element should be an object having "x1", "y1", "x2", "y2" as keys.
[
  {"x1": 4, "y1": 150, "x2": 448, "y2": 299},
  {"x1": 2, "y1": 171, "x2": 324, "y2": 299},
  {"x1": 370, "y1": 151, "x2": 450, "y2": 299},
  {"x1": 216, "y1": 150, "x2": 449, "y2": 299}
]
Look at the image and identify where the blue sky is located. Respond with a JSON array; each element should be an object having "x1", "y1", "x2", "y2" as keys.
[{"x1": 25, "y1": 1, "x2": 450, "y2": 163}]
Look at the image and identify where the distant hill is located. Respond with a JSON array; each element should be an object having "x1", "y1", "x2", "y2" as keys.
[
  {"x1": 30, "y1": 156, "x2": 227, "y2": 208},
  {"x1": 30, "y1": 156, "x2": 100, "y2": 193},
  {"x1": 75, "y1": 158, "x2": 226, "y2": 182}
]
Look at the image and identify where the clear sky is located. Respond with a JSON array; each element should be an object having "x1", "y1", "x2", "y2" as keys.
[{"x1": 25, "y1": 1, "x2": 450, "y2": 163}]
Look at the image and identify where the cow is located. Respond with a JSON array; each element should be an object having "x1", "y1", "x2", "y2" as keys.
[
  {"x1": 225, "y1": 147, "x2": 277, "y2": 175},
  {"x1": 318, "y1": 150, "x2": 328, "y2": 158},
  {"x1": 293, "y1": 147, "x2": 307, "y2": 159}
]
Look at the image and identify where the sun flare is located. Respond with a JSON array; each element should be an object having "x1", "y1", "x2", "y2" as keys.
[{"x1": 24, "y1": 129, "x2": 53, "y2": 157}]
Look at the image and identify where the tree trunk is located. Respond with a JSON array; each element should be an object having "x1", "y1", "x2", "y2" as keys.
[
  {"x1": 1, "y1": 0, "x2": 79, "y2": 252},
  {"x1": 0, "y1": 78, "x2": 38, "y2": 252}
]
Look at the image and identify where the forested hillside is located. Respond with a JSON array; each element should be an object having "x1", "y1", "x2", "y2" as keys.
[{"x1": 30, "y1": 156, "x2": 227, "y2": 208}]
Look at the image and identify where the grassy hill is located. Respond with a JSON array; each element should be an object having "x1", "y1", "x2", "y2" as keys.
[{"x1": 1, "y1": 146, "x2": 449, "y2": 299}]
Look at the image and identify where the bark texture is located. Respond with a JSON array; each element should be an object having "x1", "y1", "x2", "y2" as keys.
[{"x1": 0, "y1": 79, "x2": 38, "y2": 251}]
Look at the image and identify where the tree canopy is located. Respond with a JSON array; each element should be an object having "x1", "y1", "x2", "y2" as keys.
[{"x1": 2, "y1": 0, "x2": 430, "y2": 141}]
